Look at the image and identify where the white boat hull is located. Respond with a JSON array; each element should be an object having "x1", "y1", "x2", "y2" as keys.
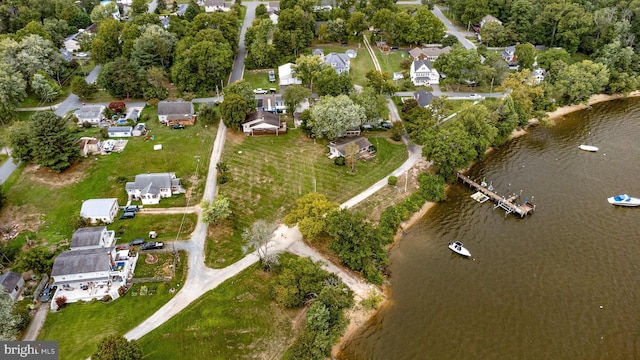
[
  {"x1": 578, "y1": 145, "x2": 599, "y2": 152},
  {"x1": 608, "y1": 194, "x2": 640, "y2": 207},
  {"x1": 448, "y1": 242, "x2": 471, "y2": 257}
]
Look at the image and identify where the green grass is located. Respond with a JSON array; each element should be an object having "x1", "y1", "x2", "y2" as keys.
[
  {"x1": 310, "y1": 43, "x2": 376, "y2": 86},
  {"x1": 113, "y1": 213, "x2": 198, "y2": 244},
  {"x1": 19, "y1": 86, "x2": 72, "y2": 108},
  {"x1": 243, "y1": 70, "x2": 278, "y2": 92},
  {"x1": 138, "y1": 262, "x2": 299, "y2": 360},
  {"x1": 376, "y1": 48, "x2": 408, "y2": 75},
  {"x1": 0, "y1": 154, "x2": 7, "y2": 166},
  {"x1": 134, "y1": 252, "x2": 178, "y2": 278},
  {"x1": 3, "y1": 106, "x2": 215, "y2": 244},
  {"x1": 38, "y1": 251, "x2": 187, "y2": 360},
  {"x1": 206, "y1": 129, "x2": 407, "y2": 267}
]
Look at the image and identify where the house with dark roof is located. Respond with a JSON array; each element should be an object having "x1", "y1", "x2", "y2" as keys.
[
  {"x1": 50, "y1": 246, "x2": 137, "y2": 306},
  {"x1": 258, "y1": 95, "x2": 286, "y2": 113},
  {"x1": 323, "y1": 52, "x2": 351, "y2": 74},
  {"x1": 71, "y1": 226, "x2": 115, "y2": 250},
  {"x1": 328, "y1": 136, "x2": 374, "y2": 159},
  {"x1": 157, "y1": 100, "x2": 195, "y2": 125},
  {"x1": 242, "y1": 111, "x2": 286, "y2": 136},
  {"x1": 125, "y1": 173, "x2": 184, "y2": 205},
  {"x1": 413, "y1": 90, "x2": 435, "y2": 107},
  {"x1": 408, "y1": 46, "x2": 451, "y2": 61},
  {"x1": 0, "y1": 271, "x2": 25, "y2": 301},
  {"x1": 80, "y1": 198, "x2": 119, "y2": 224},
  {"x1": 312, "y1": 48, "x2": 324, "y2": 56},
  {"x1": 410, "y1": 60, "x2": 440, "y2": 86}
]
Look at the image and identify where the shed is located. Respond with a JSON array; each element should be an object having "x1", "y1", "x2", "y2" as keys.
[
  {"x1": 107, "y1": 126, "x2": 133, "y2": 137},
  {"x1": 80, "y1": 198, "x2": 119, "y2": 224},
  {"x1": 0, "y1": 271, "x2": 25, "y2": 301},
  {"x1": 132, "y1": 123, "x2": 147, "y2": 137}
]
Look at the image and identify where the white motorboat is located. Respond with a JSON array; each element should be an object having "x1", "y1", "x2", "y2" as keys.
[
  {"x1": 607, "y1": 194, "x2": 640, "y2": 207},
  {"x1": 578, "y1": 145, "x2": 599, "y2": 152},
  {"x1": 448, "y1": 241, "x2": 471, "y2": 257}
]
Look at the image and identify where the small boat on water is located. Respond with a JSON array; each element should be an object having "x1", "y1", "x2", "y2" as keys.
[
  {"x1": 578, "y1": 145, "x2": 599, "y2": 152},
  {"x1": 448, "y1": 241, "x2": 471, "y2": 257},
  {"x1": 607, "y1": 194, "x2": 640, "y2": 207}
]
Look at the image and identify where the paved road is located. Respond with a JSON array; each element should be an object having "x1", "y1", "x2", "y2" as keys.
[
  {"x1": 22, "y1": 303, "x2": 49, "y2": 341},
  {"x1": 85, "y1": 65, "x2": 101, "y2": 85},
  {"x1": 432, "y1": 5, "x2": 477, "y2": 50},
  {"x1": 228, "y1": 1, "x2": 258, "y2": 84},
  {"x1": 148, "y1": 0, "x2": 158, "y2": 13}
]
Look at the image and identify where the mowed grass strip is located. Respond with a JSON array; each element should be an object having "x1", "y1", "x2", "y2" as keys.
[
  {"x1": 2, "y1": 107, "x2": 215, "y2": 244},
  {"x1": 113, "y1": 213, "x2": 198, "y2": 244},
  {"x1": 38, "y1": 251, "x2": 187, "y2": 360},
  {"x1": 138, "y1": 263, "x2": 299, "y2": 360}
]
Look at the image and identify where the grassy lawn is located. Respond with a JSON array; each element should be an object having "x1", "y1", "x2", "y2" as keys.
[
  {"x1": 377, "y1": 48, "x2": 408, "y2": 75},
  {"x1": 113, "y1": 213, "x2": 198, "y2": 244},
  {"x1": 138, "y1": 262, "x2": 300, "y2": 360},
  {"x1": 206, "y1": 129, "x2": 407, "y2": 267},
  {"x1": 243, "y1": 69, "x2": 278, "y2": 92},
  {"x1": 134, "y1": 252, "x2": 179, "y2": 278},
  {"x1": 19, "y1": 86, "x2": 72, "y2": 108},
  {"x1": 1, "y1": 106, "x2": 216, "y2": 245},
  {"x1": 38, "y1": 251, "x2": 187, "y2": 360},
  {"x1": 310, "y1": 43, "x2": 375, "y2": 86},
  {"x1": 0, "y1": 154, "x2": 7, "y2": 166}
]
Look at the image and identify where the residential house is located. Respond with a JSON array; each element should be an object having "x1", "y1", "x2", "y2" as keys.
[
  {"x1": 204, "y1": 0, "x2": 231, "y2": 12},
  {"x1": 132, "y1": 123, "x2": 147, "y2": 137},
  {"x1": 125, "y1": 173, "x2": 184, "y2": 205},
  {"x1": 125, "y1": 109, "x2": 139, "y2": 123},
  {"x1": 242, "y1": 111, "x2": 286, "y2": 136},
  {"x1": 71, "y1": 226, "x2": 116, "y2": 250},
  {"x1": 107, "y1": 126, "x2": 133, "y2": 137},
  {"x1": 78, "y1": 137, "x2": 102, "y2": 157},
  {"x1": 328, "y1": 136, "x2": 374, "y2": 159},
  {"x1": 0, "y1": 271, "x2": 25, "y2": 301},
  {"x1": 413, "y1": 90, "x2": 435, "y2": 107},
  {"x1": 258, "y1": 95, "x2": 286, "y2": 113},
  {"x1": 345, "y1": 49, "x2": 357, "y2": 58},
  {"x1": 278, "y1": 63, "x2": 302, "y2": 86},
  {"x1": 80, "y1": 198, "x2": 119, "y2": 224},
  {"x1": 323, "y1": 52, "x2": 350, "y2": 74},
  {"x1": 63, "y1": 24, "x2": 97, "y2": 53},
  {"x1": 74, "y1": 104, "x2": 106, "y2": 126},
  {"x1": 410, "y1": 60, "x2": 440, "y2": 86},
  {"x1": 270, "y1": 12, "x2": 278, "y2": 24},
  {"x1": 176, "y1": 4, "x2": 188, "y2": 16},
  {"x1": 157, "y1": 100, "x2": 195, "y2": 125},
  {"x1": 531, "y1": 68, "x2": 546, "y2": 84},
  {"x1": 312, "y1": 48, "x2": 324, "y2": 56},
  {"x1": 408, "y1": 46, "x2": 451, "y2": 61},
  {"x1": 60, "y1": 48, "x2": 73, "y2": 62},
  {"x1": 50, "y1": 246, "x2": 137, "y2": 306},
  {"x1": 480, "y1": 15, "x2": 502, "y2": 28},
  {"x1": 502, "y1": 45, "x2": 517, "y2": 65},
  {"x1": 160, "y1": 16, "x2": 170, "y2": 28}
]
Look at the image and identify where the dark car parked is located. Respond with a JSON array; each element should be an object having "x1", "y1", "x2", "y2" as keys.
[
  {"x1": 129, "y1": 238, "x2": 146, "y2": 246},
  {"x1": 171, "y1": 124, "x2": 185, "y2": 129},
  {"x1": 40, "y1": 284, "x2": 57, "y2": 302},
  {"x1": 124, "y1": 205, "x2": 139, "y2": 212},
  {"x1": 141, "y1": 241, "x2": 164, "y2": 250},
  {"x1": 119, "y1": 211, "x2": 136, "y2": 220}
]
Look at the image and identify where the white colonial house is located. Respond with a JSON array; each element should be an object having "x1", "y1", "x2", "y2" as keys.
[
  {"x1": 71, "y1": 226, "x2": 116, "y2": 250},
  {"x1": 410, "y1": 60, "x2": 440, "y2": 86},
  {"x1": 50, "y1": 247, "x2": 137, "y2": 307},
  {"x1": 323, "y1": 52, "x2": 350, "y2": 74},
  {"x1": 80, "y1": 198, "x2": 119, "y2": 224},
  {"x1": 125, "y1": 173, "x2": 184, "y2": 205}
]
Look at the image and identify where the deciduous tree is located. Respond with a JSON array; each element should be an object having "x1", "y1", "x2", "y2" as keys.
[
  {"x1": 219, "y1": 93, "x2": 248, "y2": 129},
  {"x1": 31, "y1": 72, "x2": 61, "y2": 103},
  {"x1": 283, "y1": 84, "x2": 311, "y2": 114},
  {"x1": 284, "y1": 193, "x2": 339, "y2": 240},
  {"x1": 91, "y1": 18, "x2": 123, "y2": 64},
  {"x1": 130, "y1": 0, "x2": 148, "y2": 17},
  {"x1": 292, "y1": 55, "x2": 324, "y2": 90},
  {"x1": 131, "y1": 24, "x2": 177, "y2": 70},
  {"x1": 308, "y1": 95, "x2": 366, "y2": 139},
  {"x1": 93, "y1": 335, "x2": 142, "y2": 360},
  {"x1": 515, "y1": 43, "x2": 536, "y2": 70},
  {"x1": 0, "y1": 62, "x2": 26, "y2": 124},
  {"x1": 314, "y1": 68, "x2": 352, "y2": 96},
  {"x1": 201, "y1": 196, "x2": 232, "y2": 224},
  {"x1": 0, "y1": 285, "x2": 20, "y2": 340},
  {"x1": 224, "y1": 80, "x2": 256, "y2": 110},
  {"x1": 242, "y1": 220, "x2": 278, "y2": 270},
  {"x1": 98, "y1": 57, "x2": 146, "y2": 99}
]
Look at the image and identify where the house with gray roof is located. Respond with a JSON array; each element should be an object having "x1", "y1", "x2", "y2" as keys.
[
  {"x1": 126, "y1": 173, "x2": 184, "y2": 205},
  {"x1": 157, "y1": 100, "x2": 195, "y2": 125},
  {"x1": 323, "y1": 52, "x2": 351, "y2": 74},
  {"x1": 50, "y1": 246, "x2": 137, "y2": 306},
  {"x1": 71, "y1": 226, "x2": 115, "y2": 250},
  {"x1": 80, "y1": 198, "x2": 119, "y2": 224},
  {"x1": 312, "y1": 48, "x2": 324, "y2": 56},
  {"x1": 132, "y1": 123, "x2": 147, "y2": 137},
  {"x1": 408, "y1": 46, "x2": 451, "y2": 61},
  {"x1": 0, "y1": 271, "x2": 25, "y2": 301},
  {"x1": 480, "y1": 14, "x2": 502, "y2": 28},
  {"x1": 410, "y1": 59, "x2": 439, "y2": 86},
  {"x1": 413, "y1": 90, "x2": 435, "y2": 107},
  {"x1": 345, "y1": 49, "x2": 357, "y2": 58},
  {"x1": 176, "y1": 4, "x2": 188, "y2": 16},
  {"x1": 204, "y1": 0, "x2": 231, "y2": 12},
  {"x1": 328, "y1": 136, "x2": 374, "y2": 159},
  {"x1": 74, "y1": 104, "x2": 106, "y2": 126},
  {"x1": 107, "y1": 126, "x2": 132, "y2": 137},
  {"x1": 242, "y1": 111, "x2": 285, "y2": 136}
]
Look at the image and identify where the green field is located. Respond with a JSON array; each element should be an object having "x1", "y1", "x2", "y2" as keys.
[
  {"x1": 2, "y1": 106, "x2": 215, "y2": 244},
  {"x1": 38, "y1": 251, "x2": 187, "y2": 360},
  {"x1": 138, "y1": 262, "x2": 299, "y2": 360}
]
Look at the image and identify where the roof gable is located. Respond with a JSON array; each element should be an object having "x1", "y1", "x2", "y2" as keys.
[
  {"x1": 158, "y1": 101, "x2": 193, "y2": 116},
  {"x1": 51, "y1": 248, "x2": 114, "y2": 276},
  {"x1": 71, "y1": 227, "x2": 106, "y2": 249}
]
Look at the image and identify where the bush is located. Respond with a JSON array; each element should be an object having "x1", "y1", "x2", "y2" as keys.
[
  {"x1": 388, "y1": 176, "x2": 398, "y2": 186},
  {"x1": 82, "y1": 121, "x2": 92, "y2": 129},
  {"x1": 361, "y1": 292, "x2": 383, "y2": 311},
  {"x1": 334, "y1": 157, "x2": 345, "y2": 166},
  {"x1": 118, "y1": 286, "x2": 126, "y2": 296},
  {"x1": 55, "y1": 296, "x2": 67, "y2": 310},
  {"x1": 147, "y1": 98, "x2": 159, "y2": 107}
]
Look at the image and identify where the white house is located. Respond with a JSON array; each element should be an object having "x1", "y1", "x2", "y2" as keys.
[
  {"x1": 278, "y1": 63, "x2": 302, "y2": 86},
  {"x1": 71, "y1": 226, "x2": 116, "y2": 250},
  {"x1": 531, "y1": 68, "x2": 546, "y2": 84},
  {"x1": 50, "y1": 247, "x2": 137, "y2": 306},
  {"x1": 80, "y1": 199, "x2": 119, "y2": 224},
  {"x1": 502, "y1": 45, "x2": 517, "y2": 65},
  {"x1": 125, "y1": 173, "x2": 184, "y2": 205},
  {"x1": 410, "y1": 60, "x2": 440, "y2": 86},
  {"x1": 78, "y1": 137, "x2": 102, "y2": 157},
  {"x1": 74, "y1": 105, "x2": 106, "y2": 126},
  {"x1": 132, "y1": 123, "x2": 147, "y2": 137},
  {"x1": 323, "y1": 52, "x2": 350, "y2": 74},
  {"x1": 242, "y1": 111, "x2": 285, "y2": 136},
  {"x1": 204, "y1": 0, "x2": 231, "y2": 12},
  {"x1": 328, "y1": 137, "x2": 374, "y2": 159},
  {"x1": 0, "y1": 271, "x2": 25, "y2": 301},
  {"x1": 157, "y1": 101, "x2": 195, "y2": 124},
  {"x1": 107, "y1": 126, "x2": 133, "y2": 137}
]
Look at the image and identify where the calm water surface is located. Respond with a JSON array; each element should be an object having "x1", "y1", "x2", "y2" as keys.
[{"x1": 339, "y1": 98, "x2": 640, "y2": 360}]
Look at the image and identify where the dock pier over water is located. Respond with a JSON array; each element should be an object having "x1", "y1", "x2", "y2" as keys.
[{"x1": 457, "y1": 172, "x2": 536, "y2": 218}]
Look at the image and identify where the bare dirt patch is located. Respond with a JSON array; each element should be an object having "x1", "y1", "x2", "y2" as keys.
[
  {"x1": 225, "y1": 129, "x2": 245, "y2": 146},
  {"x1": 0, "y1": 204, "x2": 44, "y2": 243},
  {"x1": 23, "y1": 159, "x2": 94, "y2": 187}
]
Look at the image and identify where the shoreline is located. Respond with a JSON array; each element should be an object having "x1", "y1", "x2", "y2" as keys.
[{"x1": 332, "y1": 91, "x2": 640, "y2": 358}]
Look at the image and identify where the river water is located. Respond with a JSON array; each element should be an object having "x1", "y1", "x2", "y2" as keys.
[{"x1": 339, "y1": 98, "x2": 640, "y2": 360}]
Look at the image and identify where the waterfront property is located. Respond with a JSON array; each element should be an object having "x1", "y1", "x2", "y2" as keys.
[{"x1": 457, "y1": 173, "x2": 535, "y2": 217}]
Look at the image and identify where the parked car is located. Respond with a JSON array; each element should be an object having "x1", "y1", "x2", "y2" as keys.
[
  {"x1": 469, "y1": 93, "x2": 484, "y2": 100},
  {"x1": 253, "y1": 88, "x2": 268, "y2": 94},
  {"x1": 119, "y1": 211, "x2": 136, "y2": 220},
  {"x1": 124, "y1": 205, "x2": 139, "y2": 212},
  {"x1": 268, "y1": 70, "x2": 276, "y2": 82},
  {"x1": 269, "y1": 88, "x2": 277, "y2": 94},
  {"x1": 141, "y1": 241, "x2": 164, "y2": 250},
  {"x1": 390, "y1": 46, "x2": 399, "y2": 50},
  {"x1": 129, "y1": 238, "x2": 145, "y2": 246},
  {"x1": 171, "y1": 124, "x2": 185, "y2": 129},
  {"x1": 381, "y1": 122, "x2": 393, "y2": 129},
  {"x1": 40, "y1": 284, "x2": 57, "y2": 302}
]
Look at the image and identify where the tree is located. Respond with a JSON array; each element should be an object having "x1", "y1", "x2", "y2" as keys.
[
  {"x1": 71, "y1": 76, "x2": 98, "y2": 100},
  {"x1": 456, "y1": 105, "x2": 496, "y2": 156},
  {"x1": 0, "y1": 286, "x2": 21, "y2": 340},
  {"x1": 283, "y1": 84, "x2": 311, "y2": 114},
  {"x1": 242, "y1": 220, "x2": 279, "y2": 270},
  {"x1": 219, "y1": 93, "x2": 248, "y2": 129},
  {"x1": 499, "y1": 70, "x2": 545, "y2": 125},
  {"x1": 365, "y1": 70, "x2": 396, "y2": 96},
  {"x1": 421, "y1": 124, "x2": 477, "y2": 181},
  {"x1": 413, "y1": 7, "x2": 445, "y2": 45},
  {"x1": 108, "y1": 101, "x2": 127, "y2": 114},
  {"x1": 308, "y1": 95, "x2": 366, "y2": 139},
  {"x1": 197, "y1": 103, "x2": 219, "y2": 125},
  {"x1": 535, "y1": 48, "x2": 569, "y2": 71},
  {"x1": 14, "y1": 35, "x2": 64, "y2": 85},
  {"x1": 201, "y1": 196, "x2": 231, "y2": 224},
  {"x1": 270, "y1": 256, "x2": 331, "y2": 308},
  {"x1": 17, "y1": 246, "x2": 55, "y2": 274},
  {"x1": 224, "y1": 80, "x2": 256, "y2": 110},
  {"x1": 434, "y1": 46, "x2": 482, "y2": 90},
  {"x1": 480, "y1": 20, "x2": 507, "y2": 46},
  {"x1": 98, "y1": 58, "x2": 146, "y2": 99},
  {"x1": 31, "y1": 72, "x2": 61, "y2": 103},
  {"x1": 171, "y1": 39, "x2": 233, "y2": 94},
  {"x1": 90, "y1": 2, "x2": 119, "y2": 24},
  {"x1": 515, "y1": 43, "x2": 536, "y2": 70},
  {"x1": 553, "y1": 60, "x2": 609, "y2": 104},
  {"x1": 91, "y1": 18, "x2": 123, "y2": 64},
  {"x1": 0, "y1": 62, "x2": 26, "y2": 124},
  {"x1": 346, "y1": 11, "x2": 367, "y2": 37},
  {"x1": 350, "y1": 87, "x2": 388, "y2": 122},
  {"x1": 292, "y1": 55, "x2": 324, "y2": 90},
  {"x1": 156, "y1": 0, "x2": 167, "y2": 12},
  {"x1": 93, "y1": 335, "x2": 142, "y2": 360},
  {"x1": 131, "y1": 24, "x2": 177, "y2": 70},
  {"x1": 8, "y1": 122, "x2": 32, "y2": 162},
  {"x1": 344, "y1": 142, "x2": 359, "y2": 173},
  {"x1": 283, "y1": 193, "x2": 339, "y2": 240},
  {"x1": 314, "y1": 68, "x2": 352, "y2": 96},
  {"x1": 130, "y1": 0, "x2": 148, "y2": 17},
  {"x1": 27, "y1": 111, "x2": 79, "y2": 172}
]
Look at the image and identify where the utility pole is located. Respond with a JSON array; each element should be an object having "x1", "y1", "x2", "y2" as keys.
[{"x1": 490, "y1": 77, "x2": 494, "y2": 93}]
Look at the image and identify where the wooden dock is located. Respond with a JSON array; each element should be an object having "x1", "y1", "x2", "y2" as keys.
[{"x1": 457, "y1": 173, "x2": 536, "y2": 218}]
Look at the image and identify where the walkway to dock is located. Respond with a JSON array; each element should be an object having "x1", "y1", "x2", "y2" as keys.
[{"x1": 457, "y1": 172, "x2": 535, "y2": 217}]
